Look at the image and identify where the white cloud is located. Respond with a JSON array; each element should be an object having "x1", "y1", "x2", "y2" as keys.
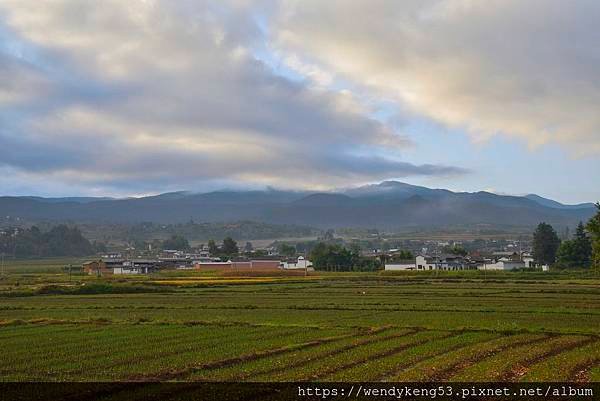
[{"x1": 273, "y1": 0, "x2": 600, "y2": 156}]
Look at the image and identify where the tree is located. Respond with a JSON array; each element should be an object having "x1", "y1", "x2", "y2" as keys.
[
  {"x1": 244, "y1": 242, "x2": 253, "y2": 253},
  {"x1": 587, "y1": 203, "x2": 600, "y2": 270},
  {"x1": 207, "y1": 239, "x2": 219, "y2": 256},
  {"x1": 532, "y1": 222, "x2": 561, "y2": 265},
  {"x1": 556, "y1": 222, "x2": 591, "y2": 268},
  {"x1": 556, "y1": 241, "x2": 578, "y2": 268},
  {"x1": 309, "y1": 242, "x2": 354, "y2": 272},
  {"x1": 1, "y1": 225, "x2": 93, "y2": 258},
  {"x1": 319, "y1": 229, "x2": 335, "y2": 241},
  {"x1": 221, "y1": 237, "x2": 239, "y2": 256},
  {"x1": 162, "y1": 235, "x2": 190, "y2": 251},
  {"x1": 278, "y1": 243, "x2": 296, "y2": 257},
  {"x1": 574, "y1": 221, "x2": 592, "y2": 264},
  {"x1": 443, "y1": 245, "x2": 467, "y2": 256}
]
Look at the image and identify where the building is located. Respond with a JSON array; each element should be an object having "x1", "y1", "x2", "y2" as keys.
[
  {"x1": 281, "y1": 256, "x2": 313, "y2": 270},
  {"x1": 415, "y1": 255, "x2": 477, "y2": 271},
  {"x1": 480, "y1": 258, "x2": 526, "y2": 271},
  {"x1": 384, "y1": 259, "x2": 416, "y2": 271},
  {"x1": 114, "y1": 259, "x2": 160, "y2": 274},
  {"x1": 82, "y1": 260, "x2": 112, "y2": 276},
  {"x1": 479, "y1": 252, "x2": 525, "y2": 271},
  {"x1": 195, "y1": 259, "x2": 282, "y2": 272}
]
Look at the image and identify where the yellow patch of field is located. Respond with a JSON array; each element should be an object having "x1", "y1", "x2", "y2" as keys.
[{"x1": 151, "y1": 277, "x2": 316, "y2": 285}]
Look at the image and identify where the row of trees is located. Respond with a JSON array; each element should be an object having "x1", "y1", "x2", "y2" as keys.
[
  {"x1": 532, "y1": 203, "x2": 600, "y2": 269},
  {"x1": 0, "y1": 225, "x2": 94, "y2": 257},
  {"x1": 309, "y1": 243, "x2": 381, "y2": 272}
]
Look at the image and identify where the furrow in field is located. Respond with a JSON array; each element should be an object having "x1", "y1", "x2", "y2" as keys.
[
  {"x1": 572, "y1": 359, "x2": 600, "y2": 383},
  {"x1": 500, "y1": 336, "x2": 596, "y2": 381},
  {"x1": 126, "y1": 332, "x2": 356, "y2": 382},
  {"x1": 367, "y1": 331, "x2": 497, "y2": 382},
  {"x1": 189, "y1": 327, "x2": 415, "y2": 381},
  {"x1": 453, "y1": 335, "x2": 592, "y2": 381},
  {"x1": 425, "y1": 334, "x2": 550, "y2": 381},
  {"x1": 519, "y1": 339, "x2": 600, "y2": 382},
  {"x1": 310, "y1": 331, "x2": 457, "y2": 381},
  {"x1": 67, "y1": 326, "x2": 306, "y2": 377}
]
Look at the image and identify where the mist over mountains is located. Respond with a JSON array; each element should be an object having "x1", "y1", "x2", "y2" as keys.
[{"x1": 0, "y1": 181, "x2": 595, "y2": 229}]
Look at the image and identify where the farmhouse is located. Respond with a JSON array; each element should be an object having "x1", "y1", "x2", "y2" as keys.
[
  {"x1": 82, "y1": 260, "x2": 111, "y2": 276},
  {"x1": 415, "y1": 255, "x2": 477, "y2": 271},
  {"x1": 480, "y1": 254, "x2": 526, "y2": 271},
  {"x1": 83, "y1": 258, "x2": 161, "y2": 275},
  {"x1": 280, "y1": 256, "x2": 313, "y2": 270},
  {"x1": 384, "y1": 259, "x2": 416, "y2": 271},
  {"x1": 113, "y1": 259, "x2": 161, "y2": 274}
]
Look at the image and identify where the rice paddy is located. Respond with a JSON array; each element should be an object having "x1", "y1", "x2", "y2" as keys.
[{"x1": 0, "y1": 267, "x2": 599, "y2": 382}]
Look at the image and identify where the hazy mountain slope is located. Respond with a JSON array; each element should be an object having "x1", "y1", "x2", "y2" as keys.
[
  {"x1": 525, "y1": 194, "x2": 595, "y2": 209},
  {"x1": 0, "y1": 182, "x2": 595, "y2": 228}
]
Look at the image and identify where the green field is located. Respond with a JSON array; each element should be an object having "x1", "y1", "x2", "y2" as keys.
[{"x1": 1, "y1": 261, "x2": 599, "y2": 382}]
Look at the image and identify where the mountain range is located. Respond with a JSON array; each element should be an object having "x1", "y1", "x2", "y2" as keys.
[{"x1": 0, "y1": 181, "x2": 596, "y2": 229}]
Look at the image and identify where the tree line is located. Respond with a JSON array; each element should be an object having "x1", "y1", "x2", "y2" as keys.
[
  {"x1": 533, "y1": 203, "x2": 600, "y2": 269},
  {"x1": 0, "y1": 225, "x2": 94, "y2": 258}
]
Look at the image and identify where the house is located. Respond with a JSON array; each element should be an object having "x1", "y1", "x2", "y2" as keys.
[
  {"x1": 281, "y1": 256, "x2": 313, "y2": 270},
  {"x1": 384, "y1": 259, "x2": 416, "y2": 271},
  {"x1": 82, "y1": 260, "x2": 111, "y2": 276},
  {"x1": 479, "y1": 253, "x2": 525, "y2": 271},
  {"x1": 415, "y1": 255, "x2": 477, "y2": 271},
  {"x1": 114, "y1": 259, "x2": 160, "y2": 274},
  {"x1": 480, "y1": 258, "x2": 525, "y2": 271}
]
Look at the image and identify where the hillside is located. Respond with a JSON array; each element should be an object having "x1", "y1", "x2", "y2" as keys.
[{"x1": 0, "y1": 182, "x2": 595, "y2": 229}]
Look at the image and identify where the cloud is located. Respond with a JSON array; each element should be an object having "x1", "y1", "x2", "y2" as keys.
[
  {"x1": 0, "y1": 0, "x2": 466, "y2": 196},
  {"x1": 272, "y1": 0, "x2": 600, "y2": 156}
]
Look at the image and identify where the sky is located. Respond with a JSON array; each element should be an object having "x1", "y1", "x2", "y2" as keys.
[{"x1": 0, "y1": 0, "x2": 598, "y2": 203}]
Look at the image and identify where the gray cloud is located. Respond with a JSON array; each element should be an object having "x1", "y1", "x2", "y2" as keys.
[{"x1": 0, "y1": 0, "x2": 466, "y2": 195}]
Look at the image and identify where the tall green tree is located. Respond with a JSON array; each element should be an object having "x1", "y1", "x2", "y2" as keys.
[
  {"x1": 207, "y1": 239, "x2": 219, "y2": 256},
  {"x1": 556, "y1": 222, "x2": 592, "y2": 268},
  {"x1": 221, "y1": 237, "x2": 239, "y2": 256},
  {"x1": 587, "y1": 203, "x2": 600, "y2": 270},
  {"x1": 532, "y1": 222, "x2": 561, "y2": 265}
]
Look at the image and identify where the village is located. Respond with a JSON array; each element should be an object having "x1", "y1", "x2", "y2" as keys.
[{"x1": 82, "y1": 238, "x2": 547, "y2": 276}]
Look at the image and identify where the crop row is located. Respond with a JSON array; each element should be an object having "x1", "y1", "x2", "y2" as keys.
[
  {"x1": 0, "y1": 324, "x2": 350, "y2": 381},
  {"x1": 187, "y1": 327, "x2": 413, "y2": 381},
  {"x1": 452, "y1": 335, "x2": 591, "y2": 381}
]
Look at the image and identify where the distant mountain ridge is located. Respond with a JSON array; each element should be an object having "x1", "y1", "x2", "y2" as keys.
[{"x1": 0, "y1": 182, "x2": 595, "y2": 229}]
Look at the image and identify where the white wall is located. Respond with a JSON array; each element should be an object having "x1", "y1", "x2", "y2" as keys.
[{"x1": 385, "y1": 263, "x2": 416, "y2": 271}]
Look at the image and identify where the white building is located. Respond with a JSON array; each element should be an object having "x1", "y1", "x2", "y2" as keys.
[
  {"x1": 415, "y1": 255, "x2": 476, "y2": 271},
  {"x1": 384, "y1": 260, "x2": 416, "y2": 271},
  {"x1": 480, "y1": 257, "x2": 525, "y2": 271},
  {"x1": 281, "y1": 256, "x2": 313, "y2": 270}
]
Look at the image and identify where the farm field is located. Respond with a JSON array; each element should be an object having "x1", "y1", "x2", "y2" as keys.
[{"x1": 0, "y1": 265, "x2": 599, "y2": 382}]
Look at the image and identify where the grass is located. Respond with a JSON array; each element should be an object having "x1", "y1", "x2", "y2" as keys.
[{"x1": 0, "y1": 261, "x2": 599, "y2": 382}]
